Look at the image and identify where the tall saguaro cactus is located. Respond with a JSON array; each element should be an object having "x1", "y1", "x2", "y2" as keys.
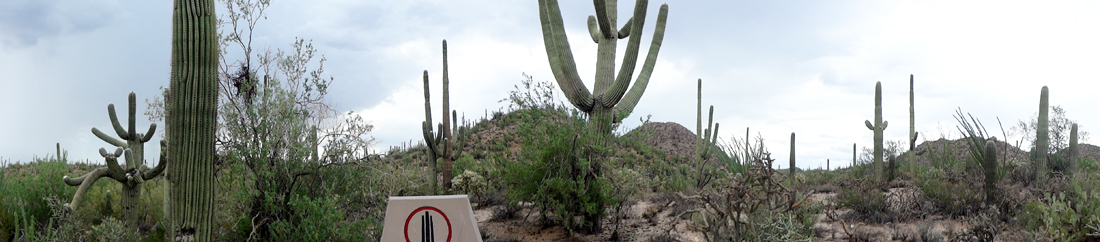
[
  {"x1": 1034, "y1": 86, "x2": 1050, "y2": 179},
  {"x1": 695, "y1": 79, "x2": 719, "y2": 189},
  {"x1": 789, "y1": 132, "x2": 796, "y2": 182},
  {"x1": 168, "y1": 0, "x2": 218, "y2": 240},
  {"x1": 865, "y1": 82, "x2": 888, "y2": 182},
  {"x1": 64, "y1": 93, "x2": 167, "y2": 227},
  {"x1": 422, "y1": 40, "x2": 458, "y2": 191},
  {"x1": 537, "y1": 0, "x2": 669, "y2": 138},
  {"x1": 909, "y1": 75, "x2": 918, "y2": 175}
]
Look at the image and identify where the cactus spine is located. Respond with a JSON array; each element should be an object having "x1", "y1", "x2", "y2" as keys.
[
  {"x1": 423, "y1": 40, "x2": 459, "y2": 192},
  {"x1": 63, "y1": 93, "x2": 167, "y2": 228},
  {"x1": 909, "y1": 75, "x2": 918, "y2": 175},
  {"x1": 695, "y1": 79, "x2": 718, "y2": 189},
  {"x1": 167, "y1": 0, "x2": 218, "y2": 240},
  {"x1": 865, "y1": 82, "x2": 888, "y2": 182},
  {"x1": 1069, "y1": 123, "x2": 1078, "y2": 172},
  {"x1": 1034, "y1": 86, "x2": 1049, "y2": 179},
  {"x1": 983, "y1": 140, "x2": 997, "y2": 204},
  {"x1": 537, "y1": 0, "x2": 669, "y2": 138}
]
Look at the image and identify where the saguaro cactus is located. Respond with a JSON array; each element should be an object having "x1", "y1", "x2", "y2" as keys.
[
  {"x1": 909, "y1": 75, "x2": 918, "y2": 174},
  {"x1": 64, "y1": 94, "x2": 167, "y2": 227},
  {"x1": 168, "y1": 0, "x2": 218, "y2": 240},
  {"x1": 1069, "y1": 123, "x2": 1078, "y2": 172},
  {"x1": 853, "y1": 143, "x2": 856, "y2": 167},
  {"x1": 537, "y1": 0, "x2": 669, "y2": 138},
  {"x1": 983, "y1": 140, "x2": 997, "y2": 204},
  {"x1": 423, "y1": 40, "x2": 460, "y2": 191},
  {"x1": 789, "y1": 132, "x2": 796, "y2": 182},
  {"x1": 1034, "y1": 86, "x2": 1050, "y2": 179},
  {"x1": 865, "y1": 82, "x2": 888, "y2": 182},
  {"x1": 695, "y1": 79, "x2": 719, "y2": 189}
]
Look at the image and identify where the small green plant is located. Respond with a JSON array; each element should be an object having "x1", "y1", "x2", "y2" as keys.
[
  {"x1": 1020, "y1": 182, "x2": 1100, "y2": 241},
  {"x1": 92, "y1": 216, "x2": 138, "y2": 242}
]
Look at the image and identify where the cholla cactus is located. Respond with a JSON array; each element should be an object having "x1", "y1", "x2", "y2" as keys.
[{"x1": 63, "y1": 93, "x2": 167, "y2": 228}]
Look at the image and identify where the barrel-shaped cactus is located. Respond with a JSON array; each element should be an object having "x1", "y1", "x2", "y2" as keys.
[
  {"x1": 63, "y1": 92, "x2": 167, "y2": 228},
  {"x1": 865, "y1": 82, "x2": 888, "y2": 182},
  {"x1": 168, "y1": 0, "x2": 218, "y2": 240}
]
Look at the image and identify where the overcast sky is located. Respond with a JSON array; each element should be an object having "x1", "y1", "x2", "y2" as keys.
[{"x1": 2, "y1": 0, "x2": 1098, "y2": 170}]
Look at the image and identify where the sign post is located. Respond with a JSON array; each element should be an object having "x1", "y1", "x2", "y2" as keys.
[{"x1": 380, "y1": 195, "x2": 482, "y2": 242}]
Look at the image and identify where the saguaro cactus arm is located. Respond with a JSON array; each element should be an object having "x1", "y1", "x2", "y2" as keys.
[
  {"x1": 143, "y1": 139, "x2": 169, "y2": 180},
  {"x1": 538, "y1": 0, "x2": 669, "y2": 124},
  {"x1": 610, "y1": 3, "x2": 668, "y2": 122},
  {"x1": 538, "y1": 0, "x2": 594, "y2": 111},
  {"x1": 63, "y1": 148, "x2": 127, "y2": 209}
]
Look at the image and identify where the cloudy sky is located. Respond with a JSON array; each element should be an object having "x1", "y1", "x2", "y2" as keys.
[{"x1": 2, "y1": 0, "x2": 1098, "y2": 170}]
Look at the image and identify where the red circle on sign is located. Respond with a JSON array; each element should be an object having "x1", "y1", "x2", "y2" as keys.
[{"x1": 403, "y1": 206, "x2": 452, "y2": 242}]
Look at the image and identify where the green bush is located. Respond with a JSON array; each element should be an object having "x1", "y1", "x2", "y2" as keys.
[
  {"x1": 269, "y1": 195, "x2": 368, "y2": 241},
  {"x1": 837, "y1": 180, "x2": 894, "y2": 223},
  {"x1": 1020, "y1": 181, "x2": 1100, "y2": 241},
  {"x1": 92, "y1": 216, "x2": 138, "y2": 242},
  {"x1": 916, "y1": 168, "x2": 983, "y2": 218}
]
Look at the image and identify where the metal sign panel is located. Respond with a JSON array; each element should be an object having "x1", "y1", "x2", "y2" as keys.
[{"x1": 380, "y1": 195, "x2": 482, "y2": 242}]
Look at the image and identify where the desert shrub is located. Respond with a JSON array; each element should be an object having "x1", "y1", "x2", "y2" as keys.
[
  {"x1": 916, "y1": 168, "x2": 983, "y2": 218},
  {"x1": 268, "y1": 195, "x2": 368, "y2": 242},
  {"x1": 1020, "y1": 181, "x2": 1100, "y2": 241},
  {"x1": 92, "y1": 216, "x2": 138, "y2": 242},
  {"x1": 837, "y1": 179, "x2": 895, "y2": 223},
  {"x1": 1, "y1": 158, "x2": 76, "y2": 232},
  {"x1": 502, "y1": 121, "x2": 615, "y2": 233},
  {"x1": 687, "y1": 153, "x2": 818, "y2": 241}
]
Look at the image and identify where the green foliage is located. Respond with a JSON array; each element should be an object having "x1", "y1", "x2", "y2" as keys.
[
  {"x1": 1020, "y1": 182, "x2": 1100, "y2": 241},
  {"x1": 0, "y1": 157, "x2": 74, "y2": 237},
  {"x1": 916, "y1": 168, "x2": 983, "y2": 218},
  {"x1": 837, "y1": 180, "x2": 894, "y2": 223},
  {"x1": 92, "y1": 216, "x2": 138, "y2": 242},
  {"x1": 690, "y1": 154, "x2": 819, "y2": 241},
  {"x1": 268, "y1": 195, "x2": 368, "y2": 242},
  {"x1": 503, "y1": 112, "x2": 614, "y2": 233}
]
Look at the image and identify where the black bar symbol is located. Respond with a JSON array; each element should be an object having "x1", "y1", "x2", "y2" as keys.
[{"x1": 421, "y1": 211, "x2": 435, "y2": 242}]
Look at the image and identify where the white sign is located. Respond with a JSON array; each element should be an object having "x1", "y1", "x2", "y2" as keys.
[{"x1": 380, "y1": 195, "x2": 482, "y2": 242}]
